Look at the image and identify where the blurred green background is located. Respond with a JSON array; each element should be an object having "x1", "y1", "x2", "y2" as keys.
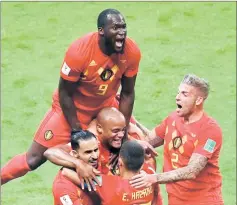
[{"x1": 1, "y1": 2, "x2": 236, "y2": 204}]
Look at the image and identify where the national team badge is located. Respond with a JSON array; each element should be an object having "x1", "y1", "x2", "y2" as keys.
[
  {"x1": 44, "y1": 130, "x2": 54, "y2": 141},
  {"x1": 173, "y1": 136, "x2": 182, "y2": 149},
  {"x1": 100, "y1": 69, "x2": 113, "y2": 81}
]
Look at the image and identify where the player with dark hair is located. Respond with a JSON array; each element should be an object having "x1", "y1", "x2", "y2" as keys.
[
  {"x1": 56, "y1": 140, "x2": 158, "y2": 205},
  {"x1": 53, "y1": 130, "x2": 100, "y2": 205},
  {"x1": 2, "y1": 8, "x2": 141, "y2": 185},
  {"x1": 130, "y1": 74, "x2": 224, "y2": 205}
]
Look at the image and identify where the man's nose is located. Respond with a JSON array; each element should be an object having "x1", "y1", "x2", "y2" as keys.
[
  {"x1": 92, "y1": 151, "x2": 99, "y2": 159},
  {"x1": 176, "y1": 93, "x2": 180, "y2": 101},
  {"x1": 118, "y1": 130, "x2": 125, "y2": 137}
]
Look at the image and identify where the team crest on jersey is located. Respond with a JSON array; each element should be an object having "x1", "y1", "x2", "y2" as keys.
[
  {"x1": 44, "y1": 130, "x2": 54, "y2": 141},
  {"x1": 100, "y1": 69, "x2": 113, "y2": 81},
  {"x1": 173, "y1": 136, "x2": 182, "y2": 149}
]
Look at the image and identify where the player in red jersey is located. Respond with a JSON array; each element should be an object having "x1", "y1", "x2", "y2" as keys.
[
  {"x1": 56, "y1": 140, "x2": 158, "y2": 205},
  {"x1": 44, "y1": 108, "x2": 158, "y2": 186},
  {"x1": 1, "y1": 8, "x2": 141, "y2": 185},
  {"x1": 53, "y1": 130, "x2": 99, "y2": 205},
  {"x1": 130, "y1": 74, "x2": 224, "y2": 205}
]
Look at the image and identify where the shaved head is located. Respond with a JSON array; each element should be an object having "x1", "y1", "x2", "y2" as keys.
[
  {"x1": 97, "y1": 107, "x2": 125, "y2": 126},
  {"x1": 96, "y1": 107, "x2": 126, "y2": 149}
]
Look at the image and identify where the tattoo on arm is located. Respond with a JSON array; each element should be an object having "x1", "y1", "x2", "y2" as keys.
[{"x1": 156, "y1": 153, "x2": 208, "y2": 184}]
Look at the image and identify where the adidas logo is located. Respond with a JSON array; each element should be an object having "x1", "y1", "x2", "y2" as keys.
[{"x1": 89, "y1": 60, "x2": 97, "y2": 66}]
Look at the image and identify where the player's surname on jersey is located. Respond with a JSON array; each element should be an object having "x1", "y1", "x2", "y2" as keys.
[{"x1": 122, "y1": 186, "x2": 153, "y2": 201}]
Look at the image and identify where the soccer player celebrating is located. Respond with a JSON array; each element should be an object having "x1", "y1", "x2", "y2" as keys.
[
  {"x1": 2, "y1": 8, "x2": 141, "y2": 185},
  {"x1": 130, "y1": 74, "x2": 224, "y2": 205},
  {"x1": 53, "y1": 137, "x2": 158, "y2": 205},
  {"x1": 44, "y1": 108, "x2": 160, "y2": 195},
  {"x1": 53, "y1": 130, "x2": 99, "y2": 205}
]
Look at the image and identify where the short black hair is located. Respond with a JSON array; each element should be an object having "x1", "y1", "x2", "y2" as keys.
[
  {"x1": 97, "y1": 8, "x2": 121, "y2": 28},
  {"x1": 71, "y1": 130, "x2": 97, "y2": 150},
  {"x1": 119, "y1": 140, "x2": 145, "y2": 172}
]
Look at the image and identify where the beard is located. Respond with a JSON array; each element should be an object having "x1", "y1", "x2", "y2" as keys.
[{"x1": 104, "y1": 36, "x2": 125, "y2": 54}]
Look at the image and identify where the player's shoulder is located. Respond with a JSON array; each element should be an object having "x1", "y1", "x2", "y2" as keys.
[
  {"x1": 53, "y1": 170, "x2": 75, "y2": 190},
  {"x1": 202, "y1": 113, "x2": 222, "y2": 134},
  {"x1": 66, "y1": 32, "x2": 97, "y2": 54},
  {"x1": 123, "y1": 36, "x2": 141, "y2": 58}
]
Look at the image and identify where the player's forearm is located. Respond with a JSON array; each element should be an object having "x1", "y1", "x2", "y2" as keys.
[
  {"x1": 135, "y1": 121, "x2": 151, "y2": 138},
  {"x1": 154, "y1": 154, "x2": 207, "y2": 183},
  {"x1": 59, "y1": 92, "x2": 81, "y2": 130},
  {"x1": 119, "y1": 90, "x2": 135, "y2": 127},
  {"x1": 148, "y1": 137, "x2": 164, "y2": 148},
  {"x1": 154, "y1": 166, "x2": 196, "y2": 184},
  {"x1": 44, "y1": 148, "x2": 78, "y2": 168}
]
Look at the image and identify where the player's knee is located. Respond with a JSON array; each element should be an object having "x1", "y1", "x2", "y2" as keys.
[{"x1": 26, "y1": 152, "x2": 46, "y2": 170}]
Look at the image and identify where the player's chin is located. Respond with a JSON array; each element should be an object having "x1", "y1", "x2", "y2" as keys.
[
  {"x1": 90, "y1": 162, "x2": 98, "y2": 169},
  {"x1": 111, "y1": 140, "x2": 122, "y2": 148},
  {"x1": 114, "y1": 46, "x2": 123, "y2": 53}
]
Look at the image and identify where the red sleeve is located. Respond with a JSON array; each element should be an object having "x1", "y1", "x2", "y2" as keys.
[
  {"x1": 60, "y1": 39, "x2": 87, "y2": 82},
  {"x1": 53, "y1": 177, "x2": 81, "y2": 205},
  {"x1": 194, "y1": 124, "x2": 222, "y2": 159},
  {"x1": 155, "y1": 117, "x2": 168, "y2": 139},
  {"x1": 124, "y1": 38, "x2": 141, "y2": 77}
]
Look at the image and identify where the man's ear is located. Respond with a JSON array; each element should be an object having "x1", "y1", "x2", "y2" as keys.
[
  {"x1": 70, "y1": 150, "x2": 79, "y2": 158},
  {"x1": 196, "y1": 96, "x2": 204, "y2": 106},
  {"x1": 98, "y1": 27, "x2": 104, "y2": 36},
  {"x1": 97, "y1": 123, "x2": 103, "y2": 134}
]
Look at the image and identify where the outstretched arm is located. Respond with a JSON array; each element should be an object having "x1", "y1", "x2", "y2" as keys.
[{"x1": 130, "y1": 153, "x2": 207, "y2": 188}]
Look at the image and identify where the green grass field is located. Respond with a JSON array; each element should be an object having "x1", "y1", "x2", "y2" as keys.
[{"x1": 1, "y1": 2, "x2": 236, "y2": 205}]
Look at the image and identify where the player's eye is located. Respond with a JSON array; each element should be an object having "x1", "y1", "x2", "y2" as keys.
[{"x1": 112, "y1": 129, "x2": 120, "y2": 133}]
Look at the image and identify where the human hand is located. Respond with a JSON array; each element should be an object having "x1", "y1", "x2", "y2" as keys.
[
  {"x1": 136, "y1": 140, "x2": 158, "y2": 158},
  {"x1": 75, "y1": 160, "x2": 101, "y2": 191},
  {"x1": 129, "y1": 170, "x2": 157, "y2": 188}
]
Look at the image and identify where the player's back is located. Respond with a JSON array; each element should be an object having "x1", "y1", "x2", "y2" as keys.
[
  {"x1": 96, "y1": 175, "x2": 154, "y2": 205},
  {"x1": 95, "y1": 164, "x2": 156, "y2": 205}
]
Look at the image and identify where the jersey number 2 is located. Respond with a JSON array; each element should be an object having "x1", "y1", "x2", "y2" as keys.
[{"x1": 171, "y1": 153, "x2": 179, "y2": 169}]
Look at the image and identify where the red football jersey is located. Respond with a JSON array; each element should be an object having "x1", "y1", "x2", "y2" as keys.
[
  {"x1": 96, "y1": 163, "x2": 156, "y2": 205},
  {"x1": 52, "y1": 32, "x2": 141, "y2": 125},
  {"x1": 52, "y1": 170, "x2": 94, "y2": 205},
  {"x1": 155, "y1": 112, "x2": 224, "y2": 204}
]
